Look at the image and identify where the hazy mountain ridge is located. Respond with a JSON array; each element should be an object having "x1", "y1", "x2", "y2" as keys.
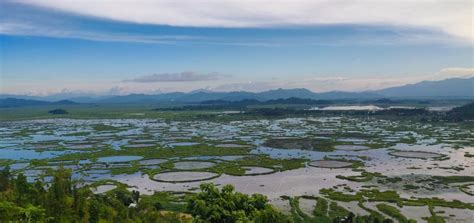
[
  {"x1": 0, "y1": 98, "x2": 77, "y2": 108},
  {"x1": 372, "y1": 77, "x2": 474, "y2": 98},
  {"x1": 1, "y1": 77, "x2": 472, "y2": 106}
]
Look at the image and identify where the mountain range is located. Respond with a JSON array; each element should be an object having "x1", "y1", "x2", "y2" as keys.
[{"x1": 1, "y1": 77, "x2": 472, "y2": 107}]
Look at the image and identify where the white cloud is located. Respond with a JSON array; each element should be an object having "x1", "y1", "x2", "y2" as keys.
[
  {"x1": 210, "y1": 76, "x2": 421, "y2": 92},
  {"x1": 0, "y1": 22, "x2": 197, "y2": 44},
  {"x1": 211, "y1": 67, "x2": 474, "y2": 92},
  {"x1": 212, "y1": 81, "x2": 279, "y2": 92},
  {"x1": 21, "y1": 0, "x2": 473, "y2": 42},
  {"x1": 125, "y1": 71, "x2": 228, "y2": 82},
  {"x1": 438, "y1": 67, "x2": 474, "y2": 76}
]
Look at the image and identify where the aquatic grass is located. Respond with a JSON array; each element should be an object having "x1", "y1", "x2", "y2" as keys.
[
  {"x1": 376, "y1": 203, "x2": 415, "y2": 223},
  {"x1": 459, "y1": 184, "x2": 474, "y2": 196},
  {"x1": 432, "y1": 176, "x2": 474, "y2": 184}
]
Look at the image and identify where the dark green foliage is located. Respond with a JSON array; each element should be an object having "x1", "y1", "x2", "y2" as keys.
[
  {"x1": 336, "y1": 171, "x2": 382, "y2": 182},
  {"x1": 92, "y1": 123, "x2": 119, "y2": 131},
  {"x1": 433, "y1": 175, "x2": 474, "y2": 184},
  {"x1": 48, "y1": 109, "x2": 68, "y2": 115},
  {"x1": 0, "y1": 166, "x2": 189, "y2": 222},
  {"x1": 0, "y1": 166, "x2": 12, "y2": 191},
  {"x1": 187, "y1": 183, "x2": 290, "y2": 223},
  {"x1": 1, "y1": 169, "x2": 298, "y2": 222},
  {"x1": 447, "y1": 102, "x2": 474, "y2": 121},
  {"x1": 376, "y1": 203, "x2": 416, "y2": 223},
  {"x1": 403, "y1": 184, "x2": 420, "y2": 190}
]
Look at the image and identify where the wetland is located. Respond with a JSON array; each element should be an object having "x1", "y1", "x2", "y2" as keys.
[{"x1": 1, "y1": 113, "x2": 473, "y2": 222}]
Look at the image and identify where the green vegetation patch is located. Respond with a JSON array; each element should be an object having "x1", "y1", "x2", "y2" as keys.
[
  {"x1": 376, "y1": 203, "x2": 416, "y2": 223},
  {"x1": 336, "y1": 171, "x2": 383, "y2": 182},
  {"x1": 92, "y1": 123, "x2": 120, "y2": 131},
  {"x1": 459, "y1": 184, "x2": 474, "y2": 196},
  {"x1": 187, "y1": 183, "x2": 290, "y2": 223},
  {"x1": 264, "y1": 137, "x2": 336, "y2": 152},
  {"x1": 432, "y1": 176, "x2": 474, "y2": 184}
]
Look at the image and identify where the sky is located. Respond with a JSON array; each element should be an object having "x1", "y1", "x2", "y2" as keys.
[{"x1": 0, "y1": 0, "x2": 473, "y2": 96}]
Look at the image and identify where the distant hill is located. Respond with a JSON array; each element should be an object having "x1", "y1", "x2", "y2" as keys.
[
  {"x1": 97, "y1": 89, "x2": 380, "y2": 104},
  {"x1": 0, "y1": 98, "x2": 77, "y2": 108},
  {"x1": 1, "y1": 77, "x2": 472, "y2": 105},
  {"x1": 97, "y1": 78, "x2": 472, "y2": 104},
  {"x1": 0, "y1": 94, "x2": 111, "y2": 103},
  {"x1": 201, "y1": 97, "x2": 331, "y2": 106},
  {"x1": 373, "y1": 77, "x2": 474, "y2": 98},
  {"x1": 257, "y1": 88, "x2": 315, "y2": 100}
]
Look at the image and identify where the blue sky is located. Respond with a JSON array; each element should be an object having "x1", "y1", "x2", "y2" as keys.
[{"x1": 1, "y1": 0, "x2": 473, "y2": 95}]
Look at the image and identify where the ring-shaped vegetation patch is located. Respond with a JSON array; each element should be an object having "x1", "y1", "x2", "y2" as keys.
[
  {"x1": 151, "y1": 171, "x2": 220, "y2": 183},
  {"x1": 308, "y1": 160, "x2": 353, "y2": 168},
  {"x1": 241, "y1": 166, "x2": 277, "y2": 176},
  {"x1": 172, "y1": 161, "x2": 217, "y2": 170}
]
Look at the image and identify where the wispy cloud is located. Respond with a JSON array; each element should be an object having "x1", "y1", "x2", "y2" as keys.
[
  {"x1": 438, "y1": 67, "x2": 474, "y2": 76},
  {"x1": 211, "y1": 68, "x2": 474, "y2": 92},
  {"x1": 125, "y1": 71, "x2": 229, "y2": 83},
  {"x1": 0, "y1": 22, "x2": 199, "y2": 44},
  {"x1": 19, "y1": 0, "x2": 474, "y2": 42}
]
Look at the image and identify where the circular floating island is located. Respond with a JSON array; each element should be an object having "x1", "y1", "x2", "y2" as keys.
[
  {"x1": 151, "y1": 171, "x2": 219, "y2": 183},
  {"x1": 139, "y1": 158, "x2": 168, "y2": 165},
  {"x1": 172, "y1": 161, "x2": 216, "y2": 170},
  {"x1": 389, "y1": 151, "x2": 444, "y2": 159},
  {"x1": 242, "y1": 166, "x2": 276, "y2": 175},
  {"x1": 308, "y1": 160, "x2": 353, "y2": 168},
  {"x1": 334, "y1": 145, "x2": 370, "y2": 151}
]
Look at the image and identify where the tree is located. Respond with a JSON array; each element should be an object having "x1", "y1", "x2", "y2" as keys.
[
  {"x1": 187, "y1": 183, "x2": 290, "y2": 223},
  {"x1": 0, "y1": 166, "x2": 11, "y2": 191},
  {"x1": 46, "y1": 166, "x2": 74, "y2": 222},
  {"x1": 20, "y1": 204, "x2": 47, "y2": 223},
  {"x1": 14, "y1": 173, "x2": 29, "y2": 206},
  {"x1": 132, "y1": 190, "x2": 140, "y2": 203},
  {"x1": 0, "y1": 168, "x2": 189, "y2": 222}
]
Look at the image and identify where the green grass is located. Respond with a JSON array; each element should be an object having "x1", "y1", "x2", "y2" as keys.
[
  {"x1": 403, "y1": 184, "x2": 420, "y2": 190},
  {"x1": 313, "y1": 197, "x2": 329, "y2": 218},
  {"x1": 319, "y1": 189, "x2": 362, "y2": 202},
  {"x1": 433, "y1": 176, "x2": 474, "y2": 184},
  {"x1": 319, "y1": 187, "x2": 474, "y2": 215},
  {"x1": 459, "y1": 184, "x2": 474, "y2": 196},
  {"x1": 464, "y1": 152, "x2": 474, "y2": 158},
  {"x1": 328, "y1": 201, "x2": 351, "y2": 220},
  {"x1": 376, "y1": 203, "x2": 415, "y2": 223},
  {"x1": 336, "y1": 171, "x2": 382, "y2": 182},
  {"x1": 53, "y1": 144, "x2": 251, "y2": 162},
  {"x1": 92, "y1": 124, "x2": 120, "y2": 131}
]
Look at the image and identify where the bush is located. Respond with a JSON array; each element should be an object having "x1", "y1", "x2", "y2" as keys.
[
  {"x1": 48, "y1": 109, "x2": 68, "y2": 115},
  {"x1": 187, "y1": 183, "x2": 290, "y2": 223}
]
